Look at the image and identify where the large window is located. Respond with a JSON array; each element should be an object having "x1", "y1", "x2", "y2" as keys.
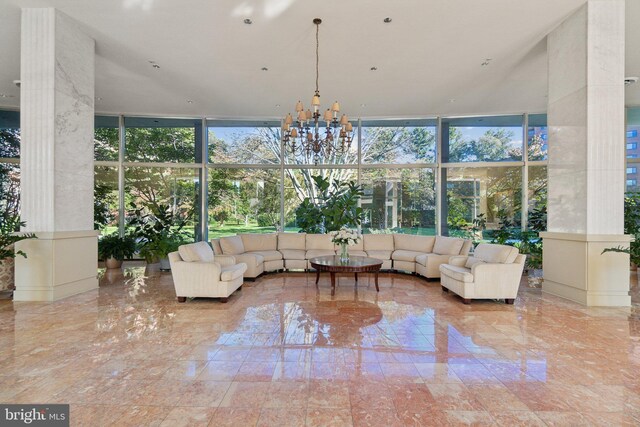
[
  {"x1": 94, "y1": 166, "x2": 120, "y2": 232},
  {"x1": 208, "y1": 121, "x2": 280, "y2": 164},
  {"x1": 527, "y1": 114, "x2": 547, "y2": 160},
  {"x1": 361, "y1": 168, "x2": 435, "y2": 234},
  {"x1": 0, "y1": 110, "x2": 20, "y2": 217},
  {"x1": 208, "y1": 168, "x2": 280, "y2": 238},
  {"x1": 124, "y1": 167, "x2": 200, "y2": 239},
  {"x1": 628, "y1": 108, "x2": 640, "y2": 192},
  {"x1": 443, "y1": 167, "x2": 522, "y2": 238},
  {"x1": 95, "y1": 116, "x2": 119, "y2": 161},
  {"x1": 125, "y1": 117, "x2": 200, "y2": 163},
  {"x1": 443, "y1": 115, "x2": 523, "y2": 163},
  {"x1": 361, "y1": 120, "x2": 436, "y2": 164}
]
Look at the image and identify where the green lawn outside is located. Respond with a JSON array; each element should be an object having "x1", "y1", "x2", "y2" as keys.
[{"x1": 209, "y1": 223, "x2": 278, "y2": 239}]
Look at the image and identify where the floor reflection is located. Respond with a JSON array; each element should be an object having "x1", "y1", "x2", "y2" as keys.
[{"x1": 0, "y1": 270, "x2": 637, "y2": 425}]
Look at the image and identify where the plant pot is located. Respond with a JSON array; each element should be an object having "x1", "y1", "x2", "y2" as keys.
[
  {"x1": 105, "y1": 257, "x2": 123, "y2": 269},
  {"x1": 527, "y1": 268, "x2": 543, "y2": 288},
  {"x1": 0, "y1": 255, "x2": 15, "y2": 292},
  {"x1": 159, "y1": 257, "x2": 171, "y2": 271}
]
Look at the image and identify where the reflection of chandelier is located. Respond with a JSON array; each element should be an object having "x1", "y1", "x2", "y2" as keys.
[{"x1": 282, "y1": 18, "x2": 354, "y2": 164}]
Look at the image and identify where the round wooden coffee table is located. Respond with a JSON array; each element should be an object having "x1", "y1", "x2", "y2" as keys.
[{"x1": 309, "y1": 255, "x2": 383, "y2": 296}]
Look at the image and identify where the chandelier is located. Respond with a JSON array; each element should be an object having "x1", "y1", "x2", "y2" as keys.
[{"x1": 282, "y1": 18, "x2": 354, "y2": 164}]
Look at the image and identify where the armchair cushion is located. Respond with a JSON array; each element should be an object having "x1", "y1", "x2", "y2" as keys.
[
  {"x1": 220, "y1": 236, "x2": 245, "y2": 255},
  {"x1": 440, "y1": 265, "x2": 474, "y2": 283},
  {"x1": 433, "y1": 236, "x2": 464, "y2": 255},
  {"x1": 240, "y1": 233, "x2": 277, "y2": 252},
  {"x1": 278, "y1": 233, "x2": 306, "y2": 250},
  {"x1": 393, "y1": 234, "x2": 435, "y2": 252},
  {"x1": 178, "y1": 242, "x2": 215, "y2": 262},
  {"x1": 474, "y1": 243, "x2": 519, "y2": 264},
  {"x1": 220, "y1": 264, "x2": 246, "y2": 281},
  {"x1": 464, "y1": 256, "x2": 486, "y2": 269}
]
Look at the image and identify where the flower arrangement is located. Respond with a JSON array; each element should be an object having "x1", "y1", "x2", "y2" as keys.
[{"x1": 331, "y1": 228, "x2": 360, "y2": 246}]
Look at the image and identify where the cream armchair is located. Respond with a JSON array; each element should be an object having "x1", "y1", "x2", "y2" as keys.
[
  {"x1": 169, "y1": 242, "x2": 247, "y2": 303},
  {"x1": 439, "y1": 243, "x2": 526, "y2": 304}
]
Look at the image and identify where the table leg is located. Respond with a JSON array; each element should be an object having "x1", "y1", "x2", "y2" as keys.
[
  {"x1": 315, "y1": 270, "x2": 320, "y2": 285},
  {"x1": 330, "y1": 272, "x2": 336, "y2": 296},
  {"x1": 354, "y1": 272, "x2": 358, "y2": 283},
  {"x1": 374, "y1": 271, "x2": 380, "y2": 292}
]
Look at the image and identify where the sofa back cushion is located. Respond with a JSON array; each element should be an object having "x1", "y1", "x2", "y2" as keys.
[
  {"x1": 306, "y1": 234, "x2": 335, "y2": 250},
  {"x1": 278, "y1": 233, "x2": 307, "y2": 250},
  {"x1": 464, "y1": 256, "x2": 486, "y2": 269},
  {"x1": 363, "y1": 234, "x2": 394, "y2": 251},
  {"x1": 210, "y1": 238, "x2": 223, "y2": 255},
  {"x1": 474, "y1": 243, "x2": 519, "y2": 264},
  {"x1": 433, "y1": 236, "x2": 464, "y2": 255},
  {"x1": 393, "y1": 234, "x2": 435, "y2": 252},
  {"x1": 240, "y1": 233, "x2": 277, "y2": 252},
  {"x1": 220, "y1": 236, "x2": 245, "y2": 255},
  {"x1": 178, "y1": 242, "x2": 214, "y2": 263}
]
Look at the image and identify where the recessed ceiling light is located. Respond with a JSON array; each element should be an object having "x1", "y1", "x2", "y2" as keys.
[
  {"x1": 370, "y1": 67, "x2": 378, "y2": 71},
  {"x1": 625, "y1": 76, "x2": 639, "y2": 86},
  {"x1": 261, "y1": 67, "x2": 268, "y2": 71},
  {"x1": 481, "y1": 58, "x2": 492, "y2": 66},
  {"x1": 275, "y1": 104, "x2": 280, "y2": 108},
  {"x1": 244, "y1": 18, "x2": 252, "y2": 25},
  {"x1": 383, "y1": 17, "x2": 392, "y2": 23},
  {"x1": 360, "y1": 104, "x2": 366, "y2": 107},
  {"x1": 449, "y1": 99, "x2": 456, "y2": 103},
  {"x1": 187, "y1": 100, "x2": 193, "y2": 104},
  {"x1": 96, "y1": 97, "x2": 103, "y2": 101},
  {"x1": 152, "y1": 64, "x2": 160, "y2": 69}
]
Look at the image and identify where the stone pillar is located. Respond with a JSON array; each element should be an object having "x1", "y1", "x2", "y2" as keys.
[
  {"x1": 14, "y1": 8, "x2": 98, "y2": 301},
  {"x1": 542, "y1": 0, "x2": 630, "y2": 306}
]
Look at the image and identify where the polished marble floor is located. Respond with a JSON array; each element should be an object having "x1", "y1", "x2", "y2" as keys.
[{"x1": 0, "y1": 267, "x2": 639, "y2": 426}]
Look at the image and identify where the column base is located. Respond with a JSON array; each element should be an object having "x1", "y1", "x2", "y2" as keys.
[
  {"x1": 541, "y1": 232, "x2": 631, "y2": 307},
  {"x1": 14, "y1": 231, "x2": 99, "y2": 302}
]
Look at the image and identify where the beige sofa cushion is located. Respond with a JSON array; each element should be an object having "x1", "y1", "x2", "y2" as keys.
[
  {"x1": 393, "y1": 234, "x2": 435, "y2": 253},
  {"x1": 464, "y1": 256, "x2": 486, "y2": 269},
  {"x1": 240, "y1": 233, "x2": 277, "y2": 252},
  {"x1": 348, "y1": 238, "x2": 364, "y2": 251},
  {"x1": 474, "y1": 244, "x2": 519, "y2": 264},
  {"x1": 392, "y1": 250, "x2": 425, "y2": 262},
  {"x1": 279, "y1": 249, "x2": 306, "y2": 260},
  {"x1": 366, "y1": 250, "x2": 392, "y2": 260},
  {"x1": 433, "y1": 236, "x2": 464, "y2": 255},
  {"x1": 440, "y1": 264, "x2": 474, "y2": 283},
  {"x1": 364, "y1": 234, "x2": 394, "y2": 251},
  {"x1": 210, "y1": 239, "x2": 223, "y2": 255},
  {"x1": 306, "y1": 234, "x2": 335, "y2": 250},
  {"x1": 307, "y1": 249, "x2": 336, "y2": 259},
  {"x1": 278, "y1": 233, "x2": 306, "y2": 250},
  {"x1": 248, "y1": 250, "x2": 282, "y2": 262},
  {"x1": 220, "y1": 236, "x2": 245, "y2": 255},
  {"x1": 178, "y1": 242, "x2": 214, "y2": 263},
  {"x1": 220, "y1": 264, "x2": 246, "y2": 281}
]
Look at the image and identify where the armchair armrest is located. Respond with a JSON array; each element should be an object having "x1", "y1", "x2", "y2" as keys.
[
  {"x1": 214, "y1": 255, "x2": 237, "y2": 267},
  {"x1": 448, "y1": 256, "x2": 468, "y2": 267}
]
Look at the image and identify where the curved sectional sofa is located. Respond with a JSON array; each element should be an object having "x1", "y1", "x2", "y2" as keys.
[{"x1": 211, "y1": 233, "x2": 472, "y2": 280}]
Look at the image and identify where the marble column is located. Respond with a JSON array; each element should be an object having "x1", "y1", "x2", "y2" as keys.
[
  {"x1": 542, "y1": 0, "x2": 630, "y2": 306},
  {"x1": 14, "y1": 8, "x2": 98, "y2": 301}
]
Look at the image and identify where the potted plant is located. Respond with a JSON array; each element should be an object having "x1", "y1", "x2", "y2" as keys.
[
  {"x1": 98, "y1": 233, "x2": 137, "y2": 269},
  {"x1": 128, "y1": 203, "x2": 192, "y2": 268},
  {"x1": 0, "y1": 214, "x2": 37, "y2": 294},
  {"x1": 602, "y1": 233, "x2": 640, "y2": 276}
]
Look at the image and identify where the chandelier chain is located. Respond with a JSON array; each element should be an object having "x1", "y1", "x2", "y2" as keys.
[{"x1": 315, "y1": 21, "x2": 319, "y2": 94}]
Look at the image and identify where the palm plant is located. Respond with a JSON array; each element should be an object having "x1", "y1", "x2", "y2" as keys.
[{"x1": 0, "y1": 214, "x2": 36, "y2": 264}]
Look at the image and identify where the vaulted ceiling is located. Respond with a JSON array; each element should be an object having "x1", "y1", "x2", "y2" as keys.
[{"x1": 0, "y1": 0, "x2": 638, "y2": 119}]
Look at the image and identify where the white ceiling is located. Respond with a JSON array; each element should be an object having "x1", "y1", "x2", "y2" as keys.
[{"x1": 0, "y1": 0, "x2": 638, "y2": 119}]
